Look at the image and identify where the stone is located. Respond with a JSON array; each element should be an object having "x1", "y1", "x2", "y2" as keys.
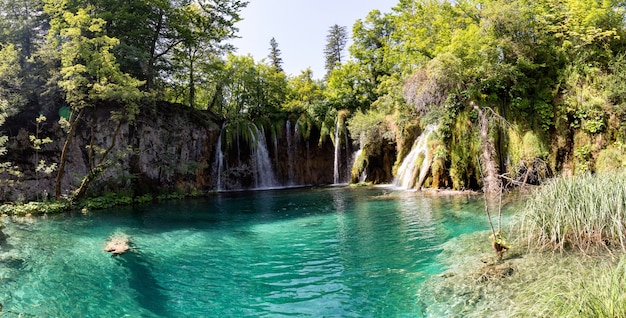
[{"x1": 104, "y1": 234, "x2": 131, "y2": 256}]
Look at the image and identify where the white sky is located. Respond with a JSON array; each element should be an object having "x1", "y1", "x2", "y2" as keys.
[{"x1": 230, "y1": 0, "x2": 398, "y2": 79}]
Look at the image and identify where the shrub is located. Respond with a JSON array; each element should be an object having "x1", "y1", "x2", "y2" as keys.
[{"x1": 596, "y1": 146, "x2": 625, "y2": 172}]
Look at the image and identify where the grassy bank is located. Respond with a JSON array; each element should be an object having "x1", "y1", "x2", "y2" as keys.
[{"x1": 421, "y1": 172, "x2": 626, "y2": 316}]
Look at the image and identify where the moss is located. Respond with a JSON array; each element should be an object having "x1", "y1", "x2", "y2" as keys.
[
  {"x1": 595, "y1": 144, "x2": 626, "y2": 172},
  {"x1": 448, "y1": 111, "x2": 481, "y2": 190},
  {"x1": 430, "y1": 140, "x2": 449, "y2": 188},
  {"x1": 507, "y1": 126, "x2": 549, "y2": 167},
  {"x1": 573, "y1": 132, "x2": 593, "y2": 174},
  {"x1": 350, "y1": 150, "x2": 368, "y2": 183}
]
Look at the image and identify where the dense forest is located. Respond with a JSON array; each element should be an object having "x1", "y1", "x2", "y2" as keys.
[{"x1": 1, "y1": 0, "x2": 626, "y2": 203}]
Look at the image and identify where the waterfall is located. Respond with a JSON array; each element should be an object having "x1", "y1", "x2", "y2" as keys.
[
  {"x1": 353, "y1": 149, "x2": 367, "y2": 182},
  {"x1": 273, "y1": 129, "x2": 278, "y2": 166},
  {"x1": 249, "y1": 124, "x2": 278, "y2": 189},
  {"x1": 333, "y1": 121, "x2": 340, "y2": 184},
  {"x1": 393, "y1": 124, "x2": 437, "y2": 190},
  {"x1": 286, "y1": 120, "x2": 295, "y2": 185},
  {"x1": 296, "y1": 123, "x2": 302, "y2": 183},
  {"x1": 214, "y1": 124, "x2": 225, "y2": 191}
]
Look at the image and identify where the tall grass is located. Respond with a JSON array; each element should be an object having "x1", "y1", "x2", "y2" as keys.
[
  {"x1": 519, "y1": 172, "x2": 626, "y2": 252},
  {"x1": 514, "y1": 255, "x2": 626, "y2": 317}
]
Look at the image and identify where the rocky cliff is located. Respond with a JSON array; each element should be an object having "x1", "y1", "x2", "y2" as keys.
[{"x1": 0, "y1": 103, "x2": 338, "y2": 201}]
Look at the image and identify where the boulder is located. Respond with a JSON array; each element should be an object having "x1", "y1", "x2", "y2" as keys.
[{"x1": 104, "y1": 234, "x2": 131, "y2": 256}]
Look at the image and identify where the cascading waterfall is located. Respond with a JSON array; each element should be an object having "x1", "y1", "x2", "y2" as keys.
[
  {"x1": 344, "y1": 126, "x2": 351, "y2": 183},
  {"x1": 213, "y1": 124, "x2": 225, "y2": 191},
  {"x1": 333, "y1": 121, "x2": 341, "y2": 184},
  {"x1": 286, "y1": 120, "x2": 295, "y2": 185},
  {"x1": 273, "y1": 129, "x2": 279, "y2": 165},
  {"x1": 296, "y1": 124, "x2": 303, "y2": 182},
  {"x1": 393, "y1": 124, "x2": 437, "y2": 190},
  {"x1": 249, "y1": 124, "x2": 278, "y2": 189},
  {"x1": 352, "y1": 133, "x2": 367, "y2": 183}
]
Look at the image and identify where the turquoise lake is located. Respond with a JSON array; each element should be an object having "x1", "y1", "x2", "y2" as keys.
[{"x1": 0, "y1": 186, "x2": 512, "y2": 317}]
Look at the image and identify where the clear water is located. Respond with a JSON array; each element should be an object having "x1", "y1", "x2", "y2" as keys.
[{"x1": 0, "y1": 187, "x2": 511, "y2": 317}]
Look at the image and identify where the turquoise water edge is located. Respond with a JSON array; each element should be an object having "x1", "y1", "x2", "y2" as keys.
[{"x1": 0, "y1": 187, "x2": 512, "y2": 317}]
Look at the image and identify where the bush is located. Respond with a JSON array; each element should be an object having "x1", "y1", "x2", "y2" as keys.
[
  {"x1": 0, "y1": 201, "x2": 69, "y2": 215},
  {"x1": 596, "y1": 145, "x2": 625, "y2": 172}
]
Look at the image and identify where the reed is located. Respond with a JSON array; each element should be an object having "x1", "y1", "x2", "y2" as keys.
[{"x1": 519, "y1": 172, "x2": 626, "y2": 252}]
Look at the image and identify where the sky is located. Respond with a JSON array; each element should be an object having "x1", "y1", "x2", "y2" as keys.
[{"x1": 230, "y1": 0, "x2": 398, "y2": 79}]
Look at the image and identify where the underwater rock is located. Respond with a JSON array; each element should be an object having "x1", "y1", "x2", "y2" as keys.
[{"x1": 104, "y1": 234, "x2": 131, "y2": 256}]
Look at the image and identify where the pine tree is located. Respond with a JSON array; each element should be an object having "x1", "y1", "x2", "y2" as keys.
[
  {"x1": 268, "y1": 37, "x2": 283, "y2": 72},
  {"x1": 324, "y1": 24, "x2": 348, "y2": 78}
]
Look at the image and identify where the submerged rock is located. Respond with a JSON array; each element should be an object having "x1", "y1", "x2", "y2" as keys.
[{"x1": 104, "y1": 234, "x2": 132, "y2": 256}]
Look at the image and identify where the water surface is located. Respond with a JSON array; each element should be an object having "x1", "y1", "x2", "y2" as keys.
[{"x1": 0, "y1": 187, "x2": 512, "y2": 317}]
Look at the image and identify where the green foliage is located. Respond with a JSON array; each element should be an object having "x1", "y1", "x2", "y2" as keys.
[
  {"x1": 507, "y1": 126, "x2": 549, "y2": 170},
  {"x1": 0, "y1": 201, "x2": 69, "y2": 216},
  {"x1": 561, "y1": 66, "x2": 610, "y2": 134},
  {"x1": 0, "y1": 43, "x2": 23, "y2": 192},
  {"x1": 325, "y1": 61, "x2": 374, "y2": 112},
  {"x1": 0, "y1": 43, "x2": 25, "y2": 116},
  {"x1": 520, "y1": 172, "x2": 626, "y2": 252},
  {"x1": 347, "y1": 110, "x2": 389, "y2": 156},
  {"x1": 595, "y1": 144, "x2": 626, "y2": 172},
  {"x1": 574, "y1": 143, "x2": 593, "y2": 174},
  {"x1": 214, "y1": 54, "x2": 286, "y2": 121},
  {"x1": 448, "y1": 111, "x2": 480, "y2": 190},
  {"x1": 47, "y1": 3, "x2": 144, "y2": 111}
]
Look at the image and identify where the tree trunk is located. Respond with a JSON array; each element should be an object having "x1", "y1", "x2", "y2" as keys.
[
  {"x1": 189, "y1": 49, "x2": 195, "y2": 108},
  {"x1": 55, "y1": 108, "x2": 85, "y2": 199},
  {"x1": 474, "y1": 103, "x2": 501, "y2": 194}
]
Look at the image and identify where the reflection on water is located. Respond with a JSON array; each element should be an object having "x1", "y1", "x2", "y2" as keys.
[{"x1": 0, "y1": 187, "x2": 514, "y2": 317}]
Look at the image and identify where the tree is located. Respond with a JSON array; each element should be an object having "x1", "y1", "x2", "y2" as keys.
[
  {"x1": 284, "y1": 68, "x2": 324, "y2": 113},
  {"x1": 0, "y1": 43, "x2": 23, "y2": 194},
  {"x1": 267, "y1": 37, "x2": 283, "y2": 72},
  {"x1": 44, "y1": 1, "x2": 144, "y2": 199},
  {"x1": 0, "y1": 0, "x2": 48, "y2": 104},
  {"x1": 169, "y1": 0, "x2": 247, "y2": 108},
  {"x1": 0, "y1": 43, "x2": 25, "y2": 117},
  {"x1": 325, "y1": 61, "x2": 374, "y2": 112},
  {"x1": 323, "y1": 24, "x2": 348, "y2": 78},
  {"x1": 70, "y1": 0, "x2": 247, "y2": 92}
]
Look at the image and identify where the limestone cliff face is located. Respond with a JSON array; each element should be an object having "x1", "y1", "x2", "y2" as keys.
[{"x1": 1, "y1": 103, "x2": 338, "y2": 201}]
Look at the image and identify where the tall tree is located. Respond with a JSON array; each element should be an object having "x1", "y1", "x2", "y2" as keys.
[
  {"x1": 0, "y1": 0, "x2": 47, "y2": 108},
  {"x1": 44, "y1": 1, "x2": 144, "y2": 199},
  {"x1": 78, "y1": 0, "x2": 247, "y2": 92},
  {"x1": 0, "y1": 43, "x2": 23, "y2": 193},
  {"x1": 323, "y1": 24, "x2": 348, "y2": 77},
  {"x1": 267, "y1": 37, "x2": 283, "y2": 72},
  {"x1": 169, "y1": 0, "x2": 247, "y2": 108}
]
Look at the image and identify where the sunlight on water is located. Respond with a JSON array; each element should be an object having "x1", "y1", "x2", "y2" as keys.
[{"x1": 0, "y1": 187, "x2": 514, "y2": 317}]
